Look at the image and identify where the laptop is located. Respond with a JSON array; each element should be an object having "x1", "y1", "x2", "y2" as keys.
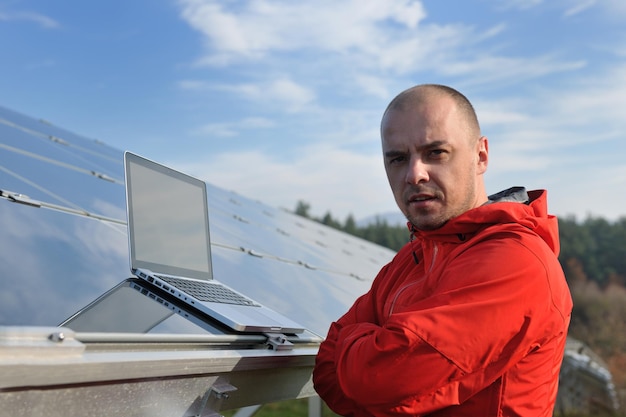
[{"x1": 124, "y1": 151, "x2": 305, "y2": 334}]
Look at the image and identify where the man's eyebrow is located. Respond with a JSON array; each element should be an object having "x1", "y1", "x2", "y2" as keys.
[
  {"x1": 384, "y1": 140, "x2": 450, "y2": 158},
  {"x1": 384, "y1": 150, "x2": 407, "y2": 158},
  {"x1": 421, "y1": 140, "x2": 449, "y2": 150}
]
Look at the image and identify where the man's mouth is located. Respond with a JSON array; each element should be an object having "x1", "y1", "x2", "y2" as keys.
[
  {"x1": 412, "y1": 195, "x2": 433, "y2": 201},
  {"x1": 405, "y1": 187, "x2": 444, "y2": 209},
  {"x1": 408, "y1": 194, "x2": 436, "y2": 203}
]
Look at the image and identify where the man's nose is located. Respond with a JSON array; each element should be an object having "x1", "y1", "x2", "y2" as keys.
[{"x1": 405, "y1": 157, "x2": 429, "y2": 184}]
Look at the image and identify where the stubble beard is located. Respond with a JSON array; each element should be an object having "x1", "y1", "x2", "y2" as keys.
[
  {"x1": 405, "y1": 186, "x2": 477, "y2": 232},
  {"x1": 405, "y1": 209, "x2": 448, "y2": 231}
]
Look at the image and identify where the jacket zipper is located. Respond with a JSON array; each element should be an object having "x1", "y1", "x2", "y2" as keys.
[{"x1": 388, "y1": 243, "x2": 439, "y2": 316}]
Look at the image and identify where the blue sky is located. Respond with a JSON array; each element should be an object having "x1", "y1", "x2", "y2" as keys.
[{"x1": 2, "y1": 0, "x2": 626, "y2": 222}]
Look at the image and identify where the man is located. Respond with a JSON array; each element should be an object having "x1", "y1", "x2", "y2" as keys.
[{"x1": 313, "y1": 84, "x2": 572, "y2": 416}]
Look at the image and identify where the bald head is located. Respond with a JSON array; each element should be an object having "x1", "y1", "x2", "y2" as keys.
[
  {"x1": 380, "y1": 84, "x2": 489, "y2": 230},
  {"x1": 382, "y1": 84, "x2": 481, "y2": 140}
]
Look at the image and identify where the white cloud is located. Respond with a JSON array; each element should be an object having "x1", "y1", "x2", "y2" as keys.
[
  {"x1": 178, "y1": 0, "x2": 504, "y2": 81},
  {"x1": 444, "y1": 54, "x2": 586, "y2": 87},
  {"x1": 600, "y1": 0, "x2": 626, "y2": 16},
  {"x1": 492, "y1": 0, "x2": 544, "y2": 11},
  {"x1": 554, "y1": 67, "x2": 626, "y2": 128},
  {"x1": 563, "y1": 0, "x2": 597, "y2": 17},
  {"x1": 178, "y1": 76, "x2": 316, "y2": 110},
  {"x1": 192, "y1": 117, "x2": 275, "y2": 137},
  {"x1": 354, "y1": 75, "x2": 392, "y2": 100},
  {"x1": 213, "y1": 77, "x2": 316, "y2": 110},
  {"x1": 0, "y1": 11, "x2": 60, "y2": 29},
  {"x1": 193, "y1": 122, "x2": 238, "y2": 138},
  {"x1": 177, "y1": 0, "x2": 589, "y2": 96},
  {"x1": 240, "y1": 117, "x2": 275, "y2": 128},
  {"x1": 471, "y1": 59, "x2": 626, "y2": 221},
  {"x1": 478, "y1": 65, "x2": 626, "y2": 160},
  {"x1": 476, "y1": 105, "x2": 530, "y2": 127},
  {"x1": 179, "y1": 0, "x2": 428, "y2": 66},
  {"x1": 177, "y1": 79, "x2": 211, "y2": 91},
  {"x1": 182, "y1": 145, "x2": 395, "y2": 220},
  {"x1": 265, "y1": 78, "x2": 316, "y2": 110}
]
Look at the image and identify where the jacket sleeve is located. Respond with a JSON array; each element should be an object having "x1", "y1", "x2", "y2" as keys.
[
  {"x1": 314, "y1": 235, "x2": 570, "y2": 416},
  {"x1": 313, "y1": 263, "x2": 391, "y2": 417}
]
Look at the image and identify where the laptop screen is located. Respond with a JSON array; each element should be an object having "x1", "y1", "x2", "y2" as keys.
[{"x1": 125, "y1": 152, "x2": 213, "y2": 280}]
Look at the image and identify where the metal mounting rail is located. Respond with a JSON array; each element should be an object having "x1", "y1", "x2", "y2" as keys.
[{"x1": 0, "y1": 326, "x2": 321, "y2": 417}]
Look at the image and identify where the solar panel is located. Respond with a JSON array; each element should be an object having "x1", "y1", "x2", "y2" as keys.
[{"x1": 0, "y1": 104, "x2": 395, "y2": 335}]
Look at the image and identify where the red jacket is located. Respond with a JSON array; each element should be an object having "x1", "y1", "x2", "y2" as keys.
[{"x1": 313, "y1": 189, "x2": 572, "y2": 416}]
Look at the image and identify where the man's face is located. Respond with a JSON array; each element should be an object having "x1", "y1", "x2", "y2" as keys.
[{"x1": 381, "y1": 96, "x2": 488, "y2": 231}]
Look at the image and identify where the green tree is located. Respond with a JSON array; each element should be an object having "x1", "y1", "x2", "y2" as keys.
[
  {"x1": 343, "y1": 214, "x2": 358, "y2": 236},
  {"x1": 294, "y1": 200, "x2": 311, "y2": 218},
  {"x1": 320, "y1": 211, "x2": 342, "y2": 229}
]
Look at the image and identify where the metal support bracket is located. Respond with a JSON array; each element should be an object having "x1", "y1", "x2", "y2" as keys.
[
  {"x1": 264, "y1": 333, "x2": 294, "y2": 351},
  {"x1": 0, "y1": 189, "x2": 42, "y2": 207},
  {"x1": 195, "y1": 378, "x2": 238, "y2": 417},
  {"x1": 0, "y1": 326, "x2": 85, "y2": 358}
]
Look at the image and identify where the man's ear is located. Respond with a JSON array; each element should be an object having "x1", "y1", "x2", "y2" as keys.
[{"x1": 477, "y1": 136, "x2": 488, "y2": 174}]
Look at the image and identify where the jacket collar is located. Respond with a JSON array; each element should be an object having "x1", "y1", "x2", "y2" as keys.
[
  {"x1": 486, "y1": 186, "x2": 529, "y2": 205},
  {"x1": 407, "y1": 187, "x2": 559, "y2": 254}
]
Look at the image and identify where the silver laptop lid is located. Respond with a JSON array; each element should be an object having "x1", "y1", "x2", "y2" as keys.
[{"x1": 124, "y1": 151, "x2": 213, "y2": 281}]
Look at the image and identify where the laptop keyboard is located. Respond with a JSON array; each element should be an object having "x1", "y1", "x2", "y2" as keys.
[{"x1": 156, "y1": 275, "x2": 259, "y2": 306}]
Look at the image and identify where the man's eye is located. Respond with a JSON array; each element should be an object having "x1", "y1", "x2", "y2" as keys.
[
  {"x1": 388, "y1": 156, "x2": 406, "y2": 165},
  {"x1": 429, "y1": 149, "x2": 447, "y2": 158}
]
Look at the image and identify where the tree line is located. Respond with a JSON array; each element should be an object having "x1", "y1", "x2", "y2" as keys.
[{"x1": 295, "y1": 200, "x2": 626, "y2": 291}]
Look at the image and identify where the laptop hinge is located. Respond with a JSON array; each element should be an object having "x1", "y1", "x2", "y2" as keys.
[
  {"x1": 264, "y1": 333, "x2": 294, "y2": 351},
  {"x1": 195, "y1": 378, "x2": 238, "y2": 417}
]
